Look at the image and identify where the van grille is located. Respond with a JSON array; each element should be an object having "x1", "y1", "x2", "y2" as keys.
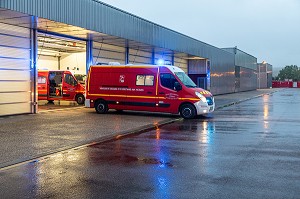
[{"x1": 206, "y1": 97, "x2": 214, "y2": 105}]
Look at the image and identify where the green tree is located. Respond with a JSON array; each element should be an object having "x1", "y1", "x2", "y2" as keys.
[{"x1": 277, "y1": 65, "x2": 300, "y2": 81}]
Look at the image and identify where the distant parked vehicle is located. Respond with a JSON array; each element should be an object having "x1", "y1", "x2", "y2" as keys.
[
  {"x1": 74, "y1": 74, "x2": 86, "y2": 86},
  {"x1": 38, "y1": 70, "x2": 85, "y2": 104}
]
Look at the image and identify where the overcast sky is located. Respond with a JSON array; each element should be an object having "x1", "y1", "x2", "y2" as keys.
[{"x1": 101, "y1": 0, "x2": 300, "y2": 73}]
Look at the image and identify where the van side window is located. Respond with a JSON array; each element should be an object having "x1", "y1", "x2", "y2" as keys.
[
  {"x1": 136, "y1": 75, "x2": 154, "y2": 86},
  {"x1": 65, "y1": 74, "x2": 76, "y2": 86},
  {"x1": 38, "y1": 76, "x2": 46, "y2": 84},
  {"x1": 160, "y1": 73, "x2": 178, "y2": 90}
]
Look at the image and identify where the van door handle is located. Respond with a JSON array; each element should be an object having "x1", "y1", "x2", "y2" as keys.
[
  {"x1": 159, "y1": 92, "x2": 165, "y2": 94},
  {"x1": 63, "y1": 86, "x2": 67, "y2": 89},
  {"x1": 147, "y1": 91, "x2": 152, "y2": 94}
]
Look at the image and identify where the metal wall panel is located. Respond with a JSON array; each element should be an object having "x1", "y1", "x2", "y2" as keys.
[
  {"x1": 93, "y1": 41, "x2": 125, "y2": 64},
  {"x1": 0, "y1": 34, "x2": 30, "y2": 48},
  {"x1": 223, "y1": 48, "x2": 257, "y2": 70},
  {"x1": 209, "y1": 52, "x2": 235, "y2": 95},
  {"x1": 267, "y1": 73, "x2": 272, "y2": 88},
  {"x1": 239, "y1": 67, "x2": 257, "y2": 92},
  {"x1": 0, "y1": 57, "x2": 30, "y2": 70},
  {"x1": 258, "y1": 72, "x2": 268, "y2": 89},
  {"x1": 129, "y1": 49, "x2": 151, "y2": 64},
  {"x1": 174, "y1": 57, "x2": 188, "y2": 73},
  {"x1": 0, "y1": 22, "x2": 31, "y2": 116},
  {"x1": 257, "y1": 63, "x2": 272, "y2": 89},
  {"x1": 188, "y1": 59, "x2": 207, "y2": 74},
  {"x1": 0, "y1": 22, "x2": 30, "y2": 37}
]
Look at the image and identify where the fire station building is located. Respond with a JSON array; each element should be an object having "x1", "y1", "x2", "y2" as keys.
[{"x1": 0, "y1": 0, "x2": 258, "y2": 116}]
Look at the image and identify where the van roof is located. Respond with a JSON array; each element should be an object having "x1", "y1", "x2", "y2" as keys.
[{"x1": 90, "y1": 64, "x2": 184, "y2": 73}]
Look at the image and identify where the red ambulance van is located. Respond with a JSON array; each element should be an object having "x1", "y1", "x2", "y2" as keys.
[
  {"x1": 38, "y1": 70, "x2": 85, "y2": 104},
  {"x1": 85, "y1": 64, "x2": 214, "y2": 119}
]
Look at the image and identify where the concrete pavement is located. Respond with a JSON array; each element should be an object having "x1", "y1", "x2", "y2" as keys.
[
  {"x1": 0, "y1": 88, "x2": 299, "y2": 199},
  {"x1": 0, "y1": 88, "x2": 281, "y2": 169}
]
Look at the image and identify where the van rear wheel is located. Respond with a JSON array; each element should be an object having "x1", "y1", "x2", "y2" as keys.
[
  {"x1": 76, "y1": 94, "x2": 85, "y2": 105},
  {"x1": 95, "y1": 100, "x2": 108, "y2": 114},
  {"x1": 180, "y1": 104, "x2": 196, "y2": 119}
]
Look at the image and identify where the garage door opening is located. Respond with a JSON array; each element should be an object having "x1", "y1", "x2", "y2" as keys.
[{"x1": 37, "y1": 32, "x2": 86, "y2": 110}]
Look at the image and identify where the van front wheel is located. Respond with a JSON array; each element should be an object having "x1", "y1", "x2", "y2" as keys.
[
  {"x1": 180, "y1": 104, "x2": 196, "y2": 119},
  {"x1": 95, "y1": 100, "x2": 108, "y2": 114},
  {"x1": 76, "y1": 94, "x2": 85, "y2": 105}
]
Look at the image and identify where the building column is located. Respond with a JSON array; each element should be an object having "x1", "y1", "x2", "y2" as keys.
[
  {"x1": 30, "y1": 16, "x2": 38, "y2": 114},
  {"x1": 125, "y1": 40, "x2": 129, "y2": 64},
  {"x1": 151, "y1": 49, "x2": 155, "y2": 64},
  {"x1": 86, "y1": 34, "x2": 93, "y2": 74},
  {"x1": 171, "y1": 52, "x2": 174, "y2": 65}
]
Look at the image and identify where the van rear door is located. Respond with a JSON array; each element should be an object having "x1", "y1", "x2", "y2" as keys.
[{"x1": 37, "y1": 72, "x2": 48, "y2": 100}]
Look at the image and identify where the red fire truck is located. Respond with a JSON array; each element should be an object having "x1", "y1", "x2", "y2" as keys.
[
  {"x1": 85, "y1": 64, "x2": 214, "y2": 119},
  {"x1": 38, "y1": 70, "x2": 85, "y2": 104}
]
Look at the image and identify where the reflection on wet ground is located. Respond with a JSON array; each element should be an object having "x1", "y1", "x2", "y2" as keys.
[
  {"x1": 38, "y1": 100, "x2": 83, "y2": 111},
  {"x1": 1, "y1": 89, "x2": 300, "y2": 198}
]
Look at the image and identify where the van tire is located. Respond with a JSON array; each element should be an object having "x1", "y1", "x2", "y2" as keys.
[
  {"x1": 179, "y1": 103, "x2": 196, "y2": 119},
  {"x1": 95, "y1": 100, "x2": 108, "y2": 114},
  {"x1": 76, "y1": 94, "x2": 85, "y2": 105}
]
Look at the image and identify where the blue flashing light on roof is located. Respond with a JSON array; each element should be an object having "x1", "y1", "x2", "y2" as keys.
[{"x1": 157, "y1": 59, "x2": 164, "y2": 65}]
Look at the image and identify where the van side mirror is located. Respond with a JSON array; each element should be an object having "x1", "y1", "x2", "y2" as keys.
[{"x1": 174, "y1": 82, "x2": 182, "y2": 91}]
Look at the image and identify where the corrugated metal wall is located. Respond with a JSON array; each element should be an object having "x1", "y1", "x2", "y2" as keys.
[
  {"x1": 257, "y1": 63, "x2": 272, "y2": 89},
  {"x1": 0, "y1": 22, "x2": 32, "y2": 116},
  {"x1": 222, "y1": 47, "x2": 257, "y2": 92},
  {"x1": 0, "y1": 0, "x2": 234, "y2": 66},
  {"x1": 188, "y1": 59, "x2": 207, "y2": 74},
  {"x1": 1, "y1": 0, "x2": 237, "y2": 95},
  {"x1": 93, "y1": 42, "x2": 125, "y2": 64},
  {"x1": 210, "y1": 52, "x2": 235, "y2": 94},
  {"x1": 129, "y1": 49, "x2": 151, "y2": 65},
  {"x1": 239, "y1": 67, "x2": 257, "y2": 92},
  {"x1": 174, "y1": 57, "x2": 188, "y2": 73},
  {"x1": 223, "y1": 48, "x2": 257, "y2": 70}
]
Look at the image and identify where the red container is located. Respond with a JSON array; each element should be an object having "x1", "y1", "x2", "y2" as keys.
[{"x1": 272, "y1": 81, "x2": 280, "y2": 88}]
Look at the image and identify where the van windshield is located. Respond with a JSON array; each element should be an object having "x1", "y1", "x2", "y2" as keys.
[{"x1": 175, "y1": 72, "x2": 197, "y2": 88}]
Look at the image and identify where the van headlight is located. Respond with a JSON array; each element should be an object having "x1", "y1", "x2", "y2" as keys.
[{"x1": 195, "y1": 92, "x2": 207, "y2": 103}]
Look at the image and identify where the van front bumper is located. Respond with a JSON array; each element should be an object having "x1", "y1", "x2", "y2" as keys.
[{"x1": 193, "y1": 99, "x2": 215, "y2": 115}]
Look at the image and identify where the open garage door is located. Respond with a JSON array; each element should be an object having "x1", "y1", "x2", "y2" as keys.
[
  {"x1": 0, "y1": 23, "x2": 32, "y2": 116},
  {"x1": 37, "y1": 33, "x2": 86, "y2": 107}
]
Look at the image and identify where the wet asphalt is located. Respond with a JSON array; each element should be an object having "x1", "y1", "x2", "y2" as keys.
[{"x1": 1, "y1": 88, "x2": 300, "y2": 198}]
